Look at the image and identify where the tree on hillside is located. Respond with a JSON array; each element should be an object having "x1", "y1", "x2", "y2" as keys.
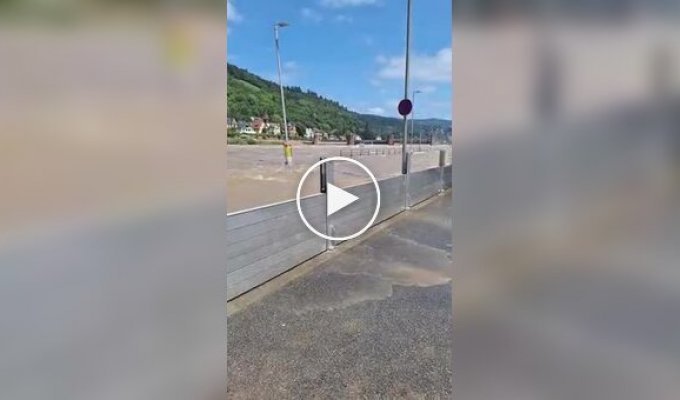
[{"x1": 226, "y1": 63, "x2": 451, "y2": 136}]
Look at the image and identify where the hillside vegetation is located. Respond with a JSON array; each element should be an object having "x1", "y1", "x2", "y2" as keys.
[{"x1": 227, "y1": 64, "x2": 451, "y2": 141}]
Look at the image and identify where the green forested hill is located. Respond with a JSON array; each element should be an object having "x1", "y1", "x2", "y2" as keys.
[
  {"x1": 227, "y1": 63, "x2": 451, "y2": 141},
  {"x1": 227, "y1": 64, "x2": 360, "y2": 135}
]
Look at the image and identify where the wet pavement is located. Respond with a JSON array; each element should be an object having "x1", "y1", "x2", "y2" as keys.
[{"x1": 227, "y1": 191, "x2": 453, "y2": 399}]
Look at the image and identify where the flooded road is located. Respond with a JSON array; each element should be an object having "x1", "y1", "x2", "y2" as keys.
[{"x1": 226, "y1": 144, "x2": 451, "y2": 212}]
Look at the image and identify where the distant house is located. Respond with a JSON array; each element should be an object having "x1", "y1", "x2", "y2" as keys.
[
  {"x1": 304, "y1": 128, "x2": 314, "y2": 139},
  {"x1": 239, "y1": 125, "x2": 256, "y2": 135},
  {"x1": 251, "y1": 118, "x2": 266, "y2": 135},
  {"x1": 268, "y1": 124, "x2": 281, "y2": 135},
  {"x1": 375, "y1": 135, "x2": 382, "y2": 141},
  {"x1": 227, "y1": 118, "x2": 239, "y2": 129},
  {"x1": 285, "y1": 123, "x2": 296, "y2": 135}
]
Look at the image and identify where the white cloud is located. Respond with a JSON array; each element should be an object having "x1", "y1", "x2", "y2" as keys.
[
  {"x1": 418, "y1": 85, "x2": 437, "y2": 94},
  {"x1": 267, "y1": 61, "x2": 299, "y2": 85},
  {"x1": 362, "y1": 35, "x2": 375, "y2": 46},
  {"x1": 427, "y1": 100, "x2": 453, "y2": 109},
  {"x1": 418, "y1": 100, "x2": 452, "y2": 119},
  {"x1": 369, "y1": 79, "x2": 382, "y2": 87},
  {"x1": 376, "y1": 47, "x2": 452, "y2": 83},
  {"x1": 227, "y1": 1, "x2": 243, "y2": 22},
  {"x1": 367, "y1": 107, "x2": 386, "y2": 115},
  {"x1": 385, "y1": 99, "x2": 400, "y2": 109},
  {"x1": 320, "y1": 0, "x2": 378, "y2": 8},
  {"x1": 301, "y1": 7, "x2": 323, "y2": 23},
  {"x1": 334, "y1": 14, "x2": 354, "y2": 23}
]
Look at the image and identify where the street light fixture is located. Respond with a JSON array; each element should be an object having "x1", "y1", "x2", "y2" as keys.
[
  {"x1": 274, "y1": 21, "x2": 291, "y2": 165},
  {"x1": 411, "y1": 89, "x2": 422, "y2": 150}
]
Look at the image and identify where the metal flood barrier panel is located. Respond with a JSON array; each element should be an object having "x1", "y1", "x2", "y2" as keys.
[
  {"x1": 443, "y1": 165, "x2": 452, "y2": 189},
  {"x1": 327, "y1": 180, "x2": 379, "y2": 247},
  {"x1": 408, "y1": 167, "x2": 443, "y2": 206},
  {"x1": 226, "y1": 195, "x2": 327, "y2": 299},
  {"x1": 227, "y1": 163, "x2": 451, "y2": 300},
  {"x1": 376, "y1": 174, "x2": 407, "y2": 223},
  {"x1": 326, "y1": 174, "x2": 405, "y2": 248}
]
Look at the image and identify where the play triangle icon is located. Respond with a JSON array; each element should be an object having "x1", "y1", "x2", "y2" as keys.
[{"x1": 327, "y1": 183, "x2": 359, "y2": 217}]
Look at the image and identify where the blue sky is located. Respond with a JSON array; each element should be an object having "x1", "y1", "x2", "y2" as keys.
[{"x1": 227, "y1": 0, "x2": 452, "y2": 120}]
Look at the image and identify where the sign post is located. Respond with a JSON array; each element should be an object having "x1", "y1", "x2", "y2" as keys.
[
  {"x1": 398, "y1": 98, "x2": 413, "y2": 174},
  {"x1": 400, "y1": 0, "x2": 413, "y2": 175}
]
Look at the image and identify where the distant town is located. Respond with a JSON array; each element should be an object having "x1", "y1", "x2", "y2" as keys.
[
  {"x1": 226, "y1": 64, "x2": 452, "y2": 145},
  {"x1": 227, "y1": 115, "x2": 452, "y2": 145},
  {"x1": 228, "y1": 116, "x2": 383, "y2": 142}
]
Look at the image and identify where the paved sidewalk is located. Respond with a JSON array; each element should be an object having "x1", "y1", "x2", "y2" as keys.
[{"x1": 227, "y1": 192, "x2": 453, "y2": 399}]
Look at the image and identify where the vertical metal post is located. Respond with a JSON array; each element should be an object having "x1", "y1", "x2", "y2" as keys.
[
  {"x1": 412, "y1": 89, "x2": 421, "y2": 150},
  {"x1": 401, "y1": 0, "x2": 412, "y2": 175},
  {"x1": 275, "y1": 23, "x2": 290, "y2": 162},
  {"x1": 439, "y1": 149, "x2": 446, "y2": 193},
  {"x1": 411, "y1": 91, "x2": 416, "y2": 146},
  {"x1": 324, "y1": 158, "x2": 335, "y2": 250},
  {"x1": 404, "y1": 152, "x2": 412, "y2": 209},
  {"x1": 319, "y1": 157, "x2": 327, "y2": 194}
]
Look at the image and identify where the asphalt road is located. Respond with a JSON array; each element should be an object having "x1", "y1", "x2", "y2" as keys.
[{"x1": 227, "y1": 192, "x2": 453, "y2": 399}]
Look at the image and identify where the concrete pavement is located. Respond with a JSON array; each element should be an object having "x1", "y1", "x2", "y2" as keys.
[{"x1": 227, "y1": 191, "x2": 453, "y2": 399}]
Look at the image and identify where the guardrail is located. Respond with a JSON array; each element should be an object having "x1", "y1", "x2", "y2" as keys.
[
  {"x1": 338, "y1": 146, "x2": 448, "y2": 158},
  {"x1": 339, "y1": 147, "x2": 403, "y2": 157},
  {"x1": 227, "y1": 154, "x2": 452, "y2": 300}
]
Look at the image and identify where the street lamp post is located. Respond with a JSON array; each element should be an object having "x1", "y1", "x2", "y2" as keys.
[
  {"x1": 274, "y1": 21, "x2": 291, "y2": 165},
  {"x1": 411, "y1": 89, "x2": 422, "y2": 150},
  {"x1": 401, "y1": 0, "x2": 412, "y2": 175}
]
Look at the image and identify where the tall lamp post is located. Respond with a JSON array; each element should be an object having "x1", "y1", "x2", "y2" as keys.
[
  {"x1": 401, "y1": 0, "x2": 413, "y2": 175},
  {"x1": 411, "y1": 89, "x2": 422, "y2": 150},
  {"x1": 274, "y1": 21, "x2": 292, "y2": 165}
]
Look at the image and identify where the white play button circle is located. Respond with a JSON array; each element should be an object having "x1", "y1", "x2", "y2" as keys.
[
  {"x1": 296, "y1": 157, "x2": 381, "y2": 241},
  {"x1": 326, "y1": 183, "x2": 359, "y2": 217}
]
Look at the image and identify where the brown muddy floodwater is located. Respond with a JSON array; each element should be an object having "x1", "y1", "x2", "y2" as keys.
[{"x1": 226, "y1": 144, "x2": 451, "y2": 213}]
